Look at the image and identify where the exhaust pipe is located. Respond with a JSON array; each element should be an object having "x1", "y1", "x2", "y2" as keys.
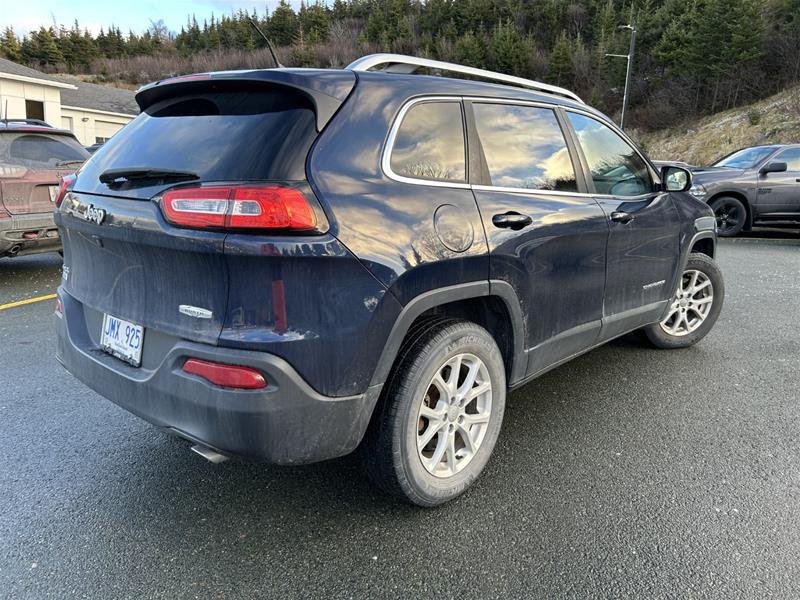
[
  {"x1": 8, "y1": 244, "x2": 21, "y2": 256},
  {"x1": 191, "y1": 443, "x2": 229, "y2": 464}
]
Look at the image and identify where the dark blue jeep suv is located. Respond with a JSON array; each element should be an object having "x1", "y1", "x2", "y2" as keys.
[{"x1": 54, "y1": 54, "x2": 723, "y2": 506}]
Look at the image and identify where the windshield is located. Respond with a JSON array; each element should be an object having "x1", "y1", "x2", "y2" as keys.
[
  {"x1": 0, "y1": 132, "x2": 89, "y2": 169},
  {"x1": 713, "y1": 146, "x2": 777, "y2": 169}
]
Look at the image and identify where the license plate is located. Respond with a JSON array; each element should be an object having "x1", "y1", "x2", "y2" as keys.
[
  {"x1": 100, "y1": 314, "x2": 144, "y2": 367},
  {"x1": 48, "y1": 185, "x2": 58, "y2": 203}
]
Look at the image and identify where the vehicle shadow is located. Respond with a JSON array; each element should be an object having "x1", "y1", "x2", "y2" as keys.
[
  {"x1": 45, "y1": 321, "x2": 723, "y2": 595},
  {"x1": 734, "y1": 227, "x2": 800, "y2": 242},
  {"x1": 77, "y1": 330, "x2": 680, "y2": 525}
]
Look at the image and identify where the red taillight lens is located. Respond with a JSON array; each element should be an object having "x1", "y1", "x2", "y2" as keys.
[
  {"x1": 161, "y1": 185, "x2": 316, "y2": 231},
  {"x1": 55, "y1": 173, "x2": 77, "y2": 207},
  {"x1": 54, "y1": 296, "x2": 63, "y2": 318},
  {"x1": 182, "y1": 358, "x2": 267, "y2": 389}
]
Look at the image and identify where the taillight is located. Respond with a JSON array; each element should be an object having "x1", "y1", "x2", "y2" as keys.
[
  {"x1": 55, "y1": 173, "x2": 77, "y2": 207},
  {"x1": 182, "y1": 358, "x2": 267, "y2": 389},
  {"x1": 54, "y1": 296, "x2": 63, "y2": 318},
  {"x1": 160, "y1": 185, "x2": 317, "y2": 231}
]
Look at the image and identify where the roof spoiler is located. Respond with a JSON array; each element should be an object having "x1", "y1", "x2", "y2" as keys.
[{"x1": 135, "y1": 69, "x2": 356, "y2": 131}]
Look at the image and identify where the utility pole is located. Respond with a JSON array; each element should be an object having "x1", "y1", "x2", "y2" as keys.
[{"x1": 605, "y1": 25, "x2": 636, "y2": 130}]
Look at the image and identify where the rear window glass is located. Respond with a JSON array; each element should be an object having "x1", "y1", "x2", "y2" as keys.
[
  {"x1": 82, "y1": 88, "x2": 317, "y2": 184},
  {"x1": 0, "y1": 133, "x2": 88, "y2": 169},
  {"x1": 390, "y1": 101, "x2": 466, "y2": 182},
  {"x1": 472, "y1": 103, "x2": 577, "y2": 191}
]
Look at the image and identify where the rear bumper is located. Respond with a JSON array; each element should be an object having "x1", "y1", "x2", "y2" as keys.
[
  {"x1": 55, "y1": 290, "x2": 382, "y2": 464},
  {"x1": 0, "y1": 212, "x2": 60, "y2": 256}
]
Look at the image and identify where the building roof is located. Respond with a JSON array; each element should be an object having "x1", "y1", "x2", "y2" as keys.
[
  {"x1": 59, "y1": 79, "x2": 138, "y2": 116},
  {"x1": 0, "y1": 58, "x2": 138, "y2": 116},
  {"x1": 0, "y1": 57, "x2": 75, "y2": 89}
]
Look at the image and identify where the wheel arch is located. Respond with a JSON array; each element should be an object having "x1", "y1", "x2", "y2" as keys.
[
  {"x1": 662, "y1": 226, "x2": 717, "y2": 321},
  {"x1": 690, "y1": 236, "x2": 715, "y2": 259},
  {"x1": 368, "y1": 281, "x2": 526, "y2": 390}
]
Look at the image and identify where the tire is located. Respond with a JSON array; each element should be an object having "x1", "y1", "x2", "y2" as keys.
[
  {"x1": 710, "y1": 196, "x2": 746, "y2": 237},
  {"x1": 643, "y1": 252, "x2": 724, "y2": 349},
  {"x1": 361, "y1": 320, "x2": 506, "y2": 507}
]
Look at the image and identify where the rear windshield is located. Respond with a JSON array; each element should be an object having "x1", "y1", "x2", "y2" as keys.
[
  {"x1": 80, "y1": 87, "x2": 317, "y2": 192},
  {"x1": 0, "y1": 132, "x2": 89, "y2": 169}
]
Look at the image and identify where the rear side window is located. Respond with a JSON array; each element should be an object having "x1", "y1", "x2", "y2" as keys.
[
  {"x1": 390, "y1": 101, "x2": 466, "y2": 182},
  {"x1": 84, "y1": 87, "x2": 317, "y2": 185},
  {"x1": 0, "y1": 133, "x2": 88, "y2": 169},
  {"x1": 566, "y1": 112, "x2": 653, "y2": 196},
  {"x1": 472, "y1": 103, "x2": 577, "y2": 191}
]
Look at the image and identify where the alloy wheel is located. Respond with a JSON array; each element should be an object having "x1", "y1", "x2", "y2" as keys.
[
  {"x1": 659, "y1": 269, "x2": 714, "y2": 337},
  {"x1": 713, "y1": 200, "x2": 743, "y2": 235},
  {"x1": 416, "y1": 353, "x2": 492, "y2": 478}
]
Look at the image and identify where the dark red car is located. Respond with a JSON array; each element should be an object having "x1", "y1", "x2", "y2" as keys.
[{"x1": 0, "y1": 120, "x2": 89, "y2": 258}]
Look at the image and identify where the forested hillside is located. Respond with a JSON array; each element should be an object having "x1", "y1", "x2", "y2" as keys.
[
  {"x1": 640, "y1": 84, "x2": 800, "y2": 164},
  {"x1": 2, "y1": 0, "x2": 800, "y2": 130}
]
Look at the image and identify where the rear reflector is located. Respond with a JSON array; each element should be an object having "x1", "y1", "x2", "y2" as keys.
[
  {"x1": 161, "y1": 185, "x2": 316, "y2": 231},
  {"x1": 182, "y1": 358, "x2": 267, "y2": 389},
  {"x1": 54, "y1": 296, "x2": 63, "y2": 318}
]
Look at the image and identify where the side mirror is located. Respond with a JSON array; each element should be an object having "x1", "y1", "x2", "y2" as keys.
[
  {"x1": 661, "y1": 166, "x2": 692, "y2": 192},
  {"x1": 760, "y1": 161, "x2": 787, "y2": 175}
]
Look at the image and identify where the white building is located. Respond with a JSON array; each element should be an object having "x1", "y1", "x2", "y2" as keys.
[{"x1": 0, "y1": 57, "x2": 137, "y2": 145}]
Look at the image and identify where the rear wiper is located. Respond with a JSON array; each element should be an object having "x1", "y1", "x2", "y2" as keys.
[
  {"x1": 99, "y1": 168, "x2": 199, "y2": 185},
  {"x1": 56, "y1": 159, "x2": 85, "y2": 167}
]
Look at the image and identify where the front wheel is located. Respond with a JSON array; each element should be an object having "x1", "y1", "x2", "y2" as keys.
[
  {"x1": 643, "y1": 252, "x2": 724, "y2": 349},
  {"x1": 710, "y1": 196, "x2": 746, "y2": 237},
  {"x1": 361, "y1": 320, "x2": 506, "y2": 506}
]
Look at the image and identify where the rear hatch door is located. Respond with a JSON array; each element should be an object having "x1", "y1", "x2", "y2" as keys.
[{"x1": 58, "y1": 75, "x2": 350, "y2": 346}]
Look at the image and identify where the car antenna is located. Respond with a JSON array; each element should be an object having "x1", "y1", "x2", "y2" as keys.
[{"x1": 248, "y1": 17, "x2": 284, "y2": 68}]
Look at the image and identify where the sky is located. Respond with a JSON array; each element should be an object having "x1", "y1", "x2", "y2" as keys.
[{"x1": 4, "y1": 0, "x2": 308, "y2": 37}]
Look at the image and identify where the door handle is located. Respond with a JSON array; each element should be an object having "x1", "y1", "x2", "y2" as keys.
[
  {"x1": 610, "y1": 211, "x2": 634, "y2": 224},
  {"x1": 492, "y1": 212, "x2": 533, "y2": 230},
  {"x1": 795, "y1": 178, "x2": 800, "y2": 182}
]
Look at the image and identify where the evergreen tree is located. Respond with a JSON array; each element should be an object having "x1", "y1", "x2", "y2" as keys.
[
  {"x1": 454, "y1": 30, "x2": 485, "y2": 67},
  {"x1": 548, "y1": 30, "x2": 573, "y2": 85},
  {"x1": 0, "y1": 27, "x2": 21, "y2": 61},
  {"x1": 299, "y1": 2, "x2": 331, "y2": 44},
  {"x1": 268, "y1": 1, "x2": 299, "y2": 46},
  {"x1": 31, "y1": 27, "x2": 65, "y2": 68}
]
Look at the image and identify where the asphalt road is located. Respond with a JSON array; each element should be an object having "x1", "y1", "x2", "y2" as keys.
[{"x1": 1, "y1": 233, "x2": 799, "y2": 599}]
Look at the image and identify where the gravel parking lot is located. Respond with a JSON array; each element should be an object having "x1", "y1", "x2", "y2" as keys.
[{"x1": 1, "y1": 233, "x2": 799, "y2": 599}]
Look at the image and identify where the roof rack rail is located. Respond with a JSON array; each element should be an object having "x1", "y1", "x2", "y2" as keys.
[
  {"x1": 0, "y1": 118, "x2": 52, "y2": 127},
  {"x1": 346, "y1": 54, "x2": 583, "y2": 103}
]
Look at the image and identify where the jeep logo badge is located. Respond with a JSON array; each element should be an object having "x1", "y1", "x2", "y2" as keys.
[{"x1": 82, "y1": 205, "x2": 106, "y2": 225}]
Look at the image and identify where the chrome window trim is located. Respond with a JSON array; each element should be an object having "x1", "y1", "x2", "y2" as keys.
[
  {"x1": 382, "y1": 96, "x2": 662, "y2": 198},
  {"x1": 382, "y1": 95, "x2": 471, "y2": 189},
  {"x1": 471, "y1": 184, "x2": 594, "y2": 198}
]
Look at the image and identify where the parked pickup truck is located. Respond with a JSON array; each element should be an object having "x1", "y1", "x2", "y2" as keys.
[{"x1": 658, "y1": 145, "x2": 800, "y2": 236}]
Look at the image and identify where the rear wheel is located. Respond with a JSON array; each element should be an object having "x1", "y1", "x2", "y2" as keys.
[
  {"x1": 710, "y1": 196, "x2": 746, "y2": 237},
  {"x1": 361, "y1": 320, "x2": 506, "y2": 506},
  {"x1": 643, "y1": 252, "x2": 724, "y2": 349}
]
